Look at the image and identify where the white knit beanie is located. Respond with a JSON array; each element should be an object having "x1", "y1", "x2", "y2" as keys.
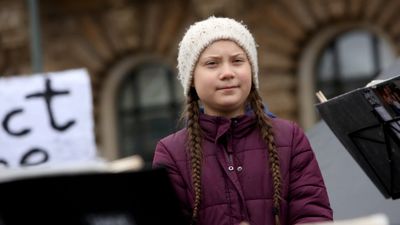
[{"x1": 177, "y1": 16, "x2": 259, "y2": 96}]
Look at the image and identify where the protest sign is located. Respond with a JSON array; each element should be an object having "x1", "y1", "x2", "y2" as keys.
[{"x1": 0, "y1": 68, "x2": 97, "y2": 168}]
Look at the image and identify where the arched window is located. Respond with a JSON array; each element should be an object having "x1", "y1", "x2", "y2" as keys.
[
  {"x1": 316, "y1": 30, "x2": 395, "y2": 99},
  {"x1": 116, "y1": 63, "x2": 183, "y2": 162}
]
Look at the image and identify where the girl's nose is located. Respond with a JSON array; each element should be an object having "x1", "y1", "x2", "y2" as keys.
[{"x1": 219, "y1": 63, "x2": 235, "y2": 79}]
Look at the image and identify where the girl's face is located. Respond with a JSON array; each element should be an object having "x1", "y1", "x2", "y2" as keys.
[{"x1": 193, "y1": 40, "x2": 252, "y2": 118}]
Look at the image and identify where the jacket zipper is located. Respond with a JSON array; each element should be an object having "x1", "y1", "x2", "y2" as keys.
[
  {"x1": 222, "y1": 138, "x2": 234, "y2": 225},
  {"x1": 226, "y1": 130, "x2": 234, "y2": 171},
  {"x1": 225, "y1": 125, "x2": 251, "y2": 223},
  {"x1": 227, "y1": 153, "x2": 233, "y2": 169}
]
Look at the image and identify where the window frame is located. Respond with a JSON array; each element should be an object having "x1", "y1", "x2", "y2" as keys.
[
  {"x1": 98, "y1": 55, "x2": 180, "y2": 160},
  {"x1": 116, "y1": 62, "x2": 182, "y2": 161}
]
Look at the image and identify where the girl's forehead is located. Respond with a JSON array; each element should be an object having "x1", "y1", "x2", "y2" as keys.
[
  {"x1": 201, "y1": 40, "x2": 246, "y2": 55},
  {"x1": 206, "y1": 40, "x2": 243, "y2": 49}
]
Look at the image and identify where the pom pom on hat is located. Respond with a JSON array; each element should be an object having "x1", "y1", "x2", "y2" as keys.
[{"x1": 177, "y1": 16, "x2": 259, "y2": 96}]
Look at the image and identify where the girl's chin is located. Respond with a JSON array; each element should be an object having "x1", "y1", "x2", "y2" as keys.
[{"x1": 216, "y1": 98, "x2": 245, "y2": 106}]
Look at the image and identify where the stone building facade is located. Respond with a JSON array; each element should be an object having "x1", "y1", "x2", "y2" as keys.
[{"x1": 1, "y1": 0, "x2": 399, "y2": 161}]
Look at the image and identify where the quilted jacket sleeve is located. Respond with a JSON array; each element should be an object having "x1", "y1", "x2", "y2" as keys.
[
  {"x1": 153, "y1": 140, "x2": 192, "y2": 220},
  {"x1": 288, "y1": 122, "x2": 333, "y2": 224}
]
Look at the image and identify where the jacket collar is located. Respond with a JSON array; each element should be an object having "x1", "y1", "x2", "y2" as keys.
[{"x1": 199, "y1": 112, "x2": 257, "y2": 143}]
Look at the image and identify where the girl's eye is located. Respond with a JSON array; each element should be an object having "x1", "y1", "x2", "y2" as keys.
[
  {"x1": 233, "y1": 58, "x2": 244, "y2": 63},
  {"x1": 205, "y1": 61, "x2": 217, "y2": 66}
]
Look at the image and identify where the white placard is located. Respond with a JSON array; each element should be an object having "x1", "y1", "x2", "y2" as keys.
[{"x1": 0, "y1": 68, "x2": 97, "y2": 168}]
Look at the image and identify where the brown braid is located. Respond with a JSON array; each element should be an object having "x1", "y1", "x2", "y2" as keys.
[
  {"x1": 182, "y1": 88, "x2": 203, "y2": 225},
  {"x1": 249, "y1": 87, "x2": 282, "y2": 225}
]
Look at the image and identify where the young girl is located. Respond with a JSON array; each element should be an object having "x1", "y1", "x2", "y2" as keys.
[{"x1": 153, "y1": 16, "x2": 333, "y2": 225}]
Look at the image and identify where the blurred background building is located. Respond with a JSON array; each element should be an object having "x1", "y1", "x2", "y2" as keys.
[{"x1": 0, "y1": 0, "x2": 398, "y2": 162}]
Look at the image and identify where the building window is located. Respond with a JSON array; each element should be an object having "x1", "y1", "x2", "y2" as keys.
[
  {"x1": 316, "y1": 30, "x2": 395, "y2": 99},
  {"x1": 116, "y1": 63, "x2": 183, "y2": 162}
]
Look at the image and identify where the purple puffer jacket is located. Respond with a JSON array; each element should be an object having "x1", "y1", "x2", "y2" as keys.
[{"x1": 153, "y1": 113, "x2": 333, "y2": 225}]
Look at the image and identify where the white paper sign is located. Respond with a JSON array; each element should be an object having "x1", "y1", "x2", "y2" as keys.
[{"x1": 0, "y1": 68, "x2": 97, "y2": 168}]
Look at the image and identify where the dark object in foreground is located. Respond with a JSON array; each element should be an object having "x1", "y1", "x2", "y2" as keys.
[{"x1": 0, "y1": 167, "x2": 188, "y2": 225}]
